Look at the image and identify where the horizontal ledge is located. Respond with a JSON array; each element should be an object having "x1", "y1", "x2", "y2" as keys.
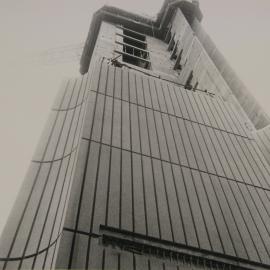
[
  {"x1": 89, "y1": 89, "x2": 253, "y2": 140},
  {"x1": 81, "y1": 138, "x2": 270, "y2": 193},
  {"x1": 101, "y1": 56, "x2": 217, "y2": 96},
  {"x1": 63, "y1": 227, "x2": 100, "y2": 238},
  {"x1": 51, "y1": 96, "x2": 88, "y2": 112},
  {"x1": 100, "y1": 225, "x2": 269, "y2": 270},
  {"x1": 0, "y1": 233, "x2": 61, "y2": 262},
  {"x1": 32, "y1": 146, "x2": 78, "y2": 164}
]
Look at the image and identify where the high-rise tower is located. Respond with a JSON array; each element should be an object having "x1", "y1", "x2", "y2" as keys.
[{"x1": 1, "y1": 1, "x2": 270, "y2": 269}]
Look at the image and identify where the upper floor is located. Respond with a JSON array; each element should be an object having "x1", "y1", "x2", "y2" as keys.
[{"x1": 80, "y1": 0, "x2": 270, "y2": 130}]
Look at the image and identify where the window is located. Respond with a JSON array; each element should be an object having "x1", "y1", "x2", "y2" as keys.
[
  {"x1": 170, "y1": 41, "x2": 179, "y2": 60},
  {"x1": 123, "y1": 29, "x2": 146, "y2": 42},
  {"x1": 174, "y1": 49, "x2": 183, "y2": 70},
  {"x1": 164, "y1": 25, "x2": 172, "y2": 44},
  {"x1": 185, "y1": 70, "x2": 194, "y2": 90},
  {"x1": 168, "y1": 33, "x2": 183, "y2": 72},
  {"x1": 193, "y1": 81, "x2": 199, "y2": 90},
  {"x1": 167, "y1": 33, "x2": 176, "y2": 51},
  {"x1": 115, "y1": 26, "x2": 151, "y2": 69}
]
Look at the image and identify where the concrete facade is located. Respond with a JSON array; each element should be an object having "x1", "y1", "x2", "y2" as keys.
[{"x1": 1, "y1": 1, "x2": 270, "y2": 269}]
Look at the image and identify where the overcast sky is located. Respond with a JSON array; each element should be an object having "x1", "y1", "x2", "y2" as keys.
[{"x1": 0, "y1": 0, "x2": 270, "y2": 234}]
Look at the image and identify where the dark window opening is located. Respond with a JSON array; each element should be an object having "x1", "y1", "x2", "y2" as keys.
[
  {"x1": 170, "y1": 41, "x2": 178, "y2": 60},
  {"x1": 123, "y1": 29, "x2": 146, "y2": 42},
  {"x1": 169, "y1": 39, "x2": 175, "y2": 51},
  {"x1": 185, "y1": 70, "x2": 194, "y2": 90},
  {"x1": 122, "y1": 56, "x2": 149, "y2": 69},
  {"x1": 172, "y1": 53, "x2": 177, "y2": 60},
  {"x1": 123, "y1": 45, "x2": 148, "y2": 59},
  {"x1": 193, "y1": 81, "x2": 199, "y2": 90},
  {"x1": 164, "y1": 26, "x2": 172, "y2": 43},
  {"x1": 123, "y1": 36, "x2": 146, "y2": 50},
  {"x1": 168, "y1": 33, "x2": 176, "y2": 51},
  {"x1": 174, "y1": 49, "x2": 183, "y2": 70},
  {"x1": 116, "y1": 26, "x2": 150, "y2": 69},
  {"x1": 122, "y1": 47, "x2": 150, "y2": 69}
]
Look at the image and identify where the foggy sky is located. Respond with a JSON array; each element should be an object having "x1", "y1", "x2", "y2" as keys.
[{"x1": 0, "y1": 0, "x2": 270, "y2": 234}]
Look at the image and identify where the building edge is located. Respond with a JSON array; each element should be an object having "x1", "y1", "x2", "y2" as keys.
[{"x1": 0, "y1": 73, "x2": 91, "y2": 269}]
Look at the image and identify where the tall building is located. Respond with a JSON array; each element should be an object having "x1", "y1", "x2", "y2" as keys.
[{"x1": 1, "y1": 0, "x2": 270, "y2": 269}]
